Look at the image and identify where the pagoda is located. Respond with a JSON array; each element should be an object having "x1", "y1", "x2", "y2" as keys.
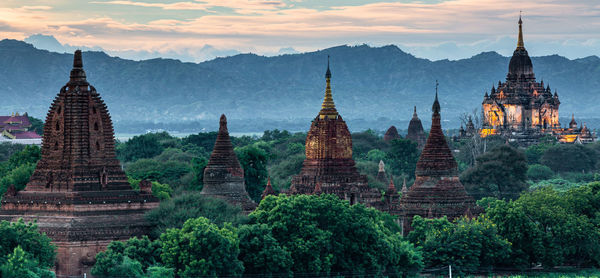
[
  {"x1": 0, "y1": 51, "x2": 158, "y2": 276},
  {"x1": 479, "y1": 15, "x2": 594, "y2": 144},
  {"x1": 405, "y1": 106, "x2": 426, "y2": 149},
  {"x1": 201, "y1": 114, "x2": 256, "y2": 212},
  {"x1": 289, "y1": 58, "x2": 379, "y2": 205},
  {"x1": 384, "y1": 125, "x2": 401, "y2": 142},
  {"x1": 400, "y1": 88, "x2": 478, "y2": 234}
]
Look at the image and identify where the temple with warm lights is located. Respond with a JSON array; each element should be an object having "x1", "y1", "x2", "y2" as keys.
[
  {"x1": 289, "y1": 58, "x2": 380, "y2": 205},
  {"x1": 480, "y1": 16, "x2": 594, "y2": 144}
]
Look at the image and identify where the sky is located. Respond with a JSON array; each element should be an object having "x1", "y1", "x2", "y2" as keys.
[{"x1": 1, "y1": 0, "x2": 599, "y2": 62}]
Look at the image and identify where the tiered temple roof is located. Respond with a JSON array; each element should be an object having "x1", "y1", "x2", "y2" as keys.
[
  {"x1": 0, "y1": 50, "x2": 158, "y2": 276},
  {"x1": 384, "y1": 125, "x2": 401, "y2": 142},
  {"x1": 261, "y1": 178, "x2": 276, "y2": 199},
  {"x1": 201, "y1": 114, "x2": 256, "y2": 212},
  {"x1": 289, "y1": 58, "x2": 379, "y2": 205},
  {"x1": 406, "y1": 106, "x2": 426, "y2": 149},
  {"x1": 400, "y1": 90, "x2": 478, "y2": 234}
]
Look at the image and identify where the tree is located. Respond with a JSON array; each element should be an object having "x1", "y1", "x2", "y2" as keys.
[
  {"x1": 160, "y1": 217, "x2": 244, "y2": 277},
  {"x1": 385, "y1": 139, "x2": 419, "y2": 179},
  {"x1": 118, "y1": 132, "x2": 176, "y2": 162},
  {"x1": 235, "y1": 145, "x2": 268, "y2": 202},
  {"x1": 145, "y1": 192, "x2": 248, "y2": 238},
  {"x1": 540, "y1": 144, "x2": 597, "y2": 173},
  {"x1": 27, "y1": 116, "x2": 44, "y2": 136},
  {"x1": 0, "y1": 246, "x2": 55, "y2": 278},
  {"x1": 250, "y1": 194, "x2": 423, "y2": 276},
  {"x1": 238, "y1": 224, "x2": 292, "y2": 276},
  {"x1": 0, "y1": 163, "x2": 36, "y2": 195},
  {"x1": 408, "y1": 215, "x2": 511, "y2": 275},
  {"x1": 461, "y1": 145, "x2": 528, "y2": 199},
  {"x1": 527, "y1": 164, "x2": 555, "y2": 181},
  {"x1": 0, "y1": 219, "x2": 55, "y2": 269},
  {"x1": 92, "y1": 236, "x2": 162, "y2": 277}
]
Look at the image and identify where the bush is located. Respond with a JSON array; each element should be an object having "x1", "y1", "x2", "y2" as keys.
[
  {"x1": 251, "y1": 194, "x2": 423, "y2": 275},
  {"x1": 527, "y1": 164, "x2": 555, "y2": 181},
  {"x1": 145, "y1": 192, "x2": 247, "y2": 238},
  {"x1": 160, "y1": 217, "x2": 243, "y2": 277}
]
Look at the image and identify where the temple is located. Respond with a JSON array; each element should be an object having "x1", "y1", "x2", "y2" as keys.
[
  {"x1": 406, "y1": 106, "x2": 426, "y2": 149},
  {"x1": 384, "y1": 125, "x2": 401, "y2": 142},
  {"x1": 0, "y1": 50, "x2": 158, "y2": 277},
  {"x1": 480, "y1": 16, "x2": 594, "y2": 145},
  {"x1": 261, "y1": 178, "x2": 276, "y2": 199},
  {"x1": 0, "y1": 112, "x2": 42, "y2": 145},
  {"x1": 400, "y1": 89, "x2": 478, "y2": 234},
  {"x1": 289, "y1": 58, "x2": 380, "y2": 205},
  {"x1": 201, "y1": 114, "x2": 257, "y2": 212}
]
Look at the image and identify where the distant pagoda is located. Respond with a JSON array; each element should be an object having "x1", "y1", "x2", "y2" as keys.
[
  {"x1": 201, "y1": 114, "x2": 256, "y2": 212},
  {"x1": 289, "y1": 58, "x2": 379, "y2": 205},
  {"x1": 0, "y1": 51, "x2": 158, "y2": 276},
  {"x1": 384, "y1": 125, "x2": 401, "y2": 142},
  {"x1": 479, "y1": 16, "x2": 593, "y2": 144},
  {"x1": 400, "y1": 88, "x2": 478, "y2": 234},
  {"x1": 405, "y1": 106, "x2": 426, "y2": 149}
]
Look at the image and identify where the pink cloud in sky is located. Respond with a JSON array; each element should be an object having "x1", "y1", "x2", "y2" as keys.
[{"x1": 0, "y1": 0, "x2": 599, "y2": 60}]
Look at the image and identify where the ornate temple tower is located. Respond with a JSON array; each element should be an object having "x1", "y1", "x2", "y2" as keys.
[
  {"x1": 289, "y1": 58, "x2": 378, "y2": 205},
  {"x1": 400, "y1": 91, "x2": 477, "y2": 234},
  {"x1": 482, "y1": 16, "x2": 560, "y2": 134},
  {"x1": 201, "y1": 114, "x2": 256, "y2": 212},
  {"x1": 0, "y1": 51, "x2": 158, "y2": 277},
  {"x1": 406, "y1": 106, "x2": 426, "y2": 149}
]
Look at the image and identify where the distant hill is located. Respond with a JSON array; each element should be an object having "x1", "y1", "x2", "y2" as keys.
[{"x1": 0, "y1": 39, "x2": 599, "y2": 132}]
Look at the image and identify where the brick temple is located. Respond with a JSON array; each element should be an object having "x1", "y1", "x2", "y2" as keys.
[
  {"x1": 201, "y1": 114, "x2": 256, "y2": 212},
  {"x1": 0, "y1": 51, "x2": 158, "y2": 277},
  {"x1": 406, "y1": 106, "x2": 426, "y2": 149},
  {"x1": 384, "y1": 125, "x2": 401, "y2": 142},
  {"x1": 289, "y1": 58, "x2": 380, "y2": 205},
  {"x1": 399, "y1": 90, "x2": 478, "y2": 234}
]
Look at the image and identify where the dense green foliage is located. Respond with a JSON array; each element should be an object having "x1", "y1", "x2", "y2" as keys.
[
  {"x1": 251, "y1": 194, "x2": 423, "y2": 276},
  {"x1": 540, "y1": 144, "x2": 597, "y2": 173},
  {"x1": 408, "y1": 215, "x2": 510, "y2": 275},
  {"x1": 92, "y1": 236, "x2": 164, "y2": 278},
  {"x1": 482, "y1": 182, "x2": 600, "y2": 268},
  {"x1": 160, "y1": 217, "x2": 244, "y2": 277},
  {"x1": 461, "y1": 145, "x2": 528, "y2": 199},
  {"x1": 237, "y1": 224, "x2": 292, "y2": 276},
  {"x1": 0, "y1": 219, "x2": 56, "y2": 277},
  {"x1": 145, "y1": 192, "x2": 247, "y2": 238}
]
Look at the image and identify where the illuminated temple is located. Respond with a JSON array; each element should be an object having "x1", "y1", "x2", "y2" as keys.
[
  {"x1": 289, "y1": 59, "x2": 380, "y2": 205},
  {"x1": 481, "y1": 16, "x2": 594, "y2": 144}
]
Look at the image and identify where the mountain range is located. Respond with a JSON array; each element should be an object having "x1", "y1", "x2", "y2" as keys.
[{"x1": 0, "y1": 39, "x2": 599, "y2": 133}]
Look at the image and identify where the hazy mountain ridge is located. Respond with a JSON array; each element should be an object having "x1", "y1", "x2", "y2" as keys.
[{"x1": 0, "y1": 39, "x2": 599, "y2": 132}]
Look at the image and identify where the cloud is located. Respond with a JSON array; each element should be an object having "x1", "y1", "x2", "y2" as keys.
[{"x1": 1, "y1": 0, "x2": 599, "y2": 61}]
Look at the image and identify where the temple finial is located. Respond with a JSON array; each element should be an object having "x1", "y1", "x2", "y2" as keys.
[
  {"x1": 517, "y1": 12, "x2": 525, "y2": 50},
  {"x1": 432, "y1": 80, "x2": 440, "y2": 114},
  {"x1": 325, "y1": 55, "x2": 331, "y2": 79},
  {"x1": 319, "y1": 55, "x2": 337, "y2": 119},
  {"x1": 69, "y1": 50, "x2": 87, "y2": 83},
  {"x1": 73, "y1": 50, "x2": 83, "y2": 68}
]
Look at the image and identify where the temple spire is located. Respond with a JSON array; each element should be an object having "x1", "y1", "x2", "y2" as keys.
[
  {"x1": 517, "y1": 12, "x2": 525, "y2": 50},
  {"x1": 432, "y1": 80, "x2": 440, "y2": 115},
  {"x1": 413, "y1": 106, "x2": 418, "y2": 118},
  {"x1": 319, "y1": 55, "x2": 338, "y2": 119},
  {"x1": 69, "y1": 50, "x2": 87, "y2": 84}
]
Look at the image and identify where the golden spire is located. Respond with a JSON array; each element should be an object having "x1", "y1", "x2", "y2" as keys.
[
  {"x1": 517, "y1": 12, "x2": 525, "y2": 50},
  {"x1": 319, "y1": 55, "x2": 338, "y2": 120}
]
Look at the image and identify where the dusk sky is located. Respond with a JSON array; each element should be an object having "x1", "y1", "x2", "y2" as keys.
[{"x1": 1, "y1": 0, "x2": 599, "y2": 62}]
